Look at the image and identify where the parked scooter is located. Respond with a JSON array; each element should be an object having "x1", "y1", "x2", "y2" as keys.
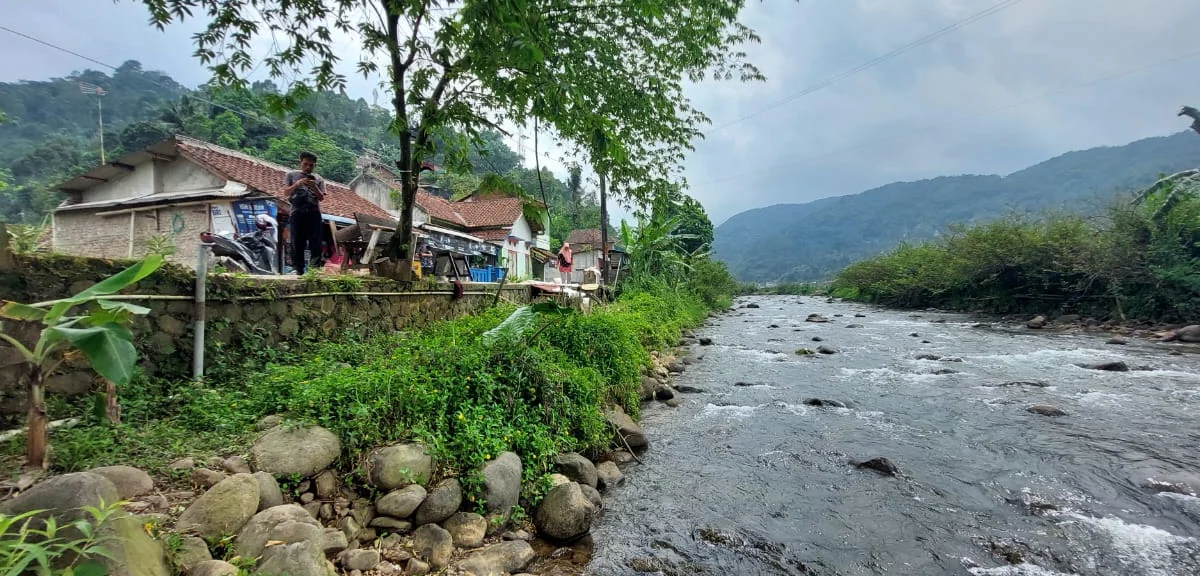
[{"x1": 200, "y1": 214, "x2": 279, "y2": 274}]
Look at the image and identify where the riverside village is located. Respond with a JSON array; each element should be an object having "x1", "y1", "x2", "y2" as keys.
[{"x1": 3, "y1": 2, "x2": 1200, "y2": 576}]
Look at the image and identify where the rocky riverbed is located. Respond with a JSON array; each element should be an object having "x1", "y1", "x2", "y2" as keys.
[{"x1": 587, "y1": 295, "x2": 1200, "y2": 575}]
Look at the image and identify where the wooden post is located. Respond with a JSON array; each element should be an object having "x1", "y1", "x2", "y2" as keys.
[{"x1": 104, "y1": 380, "x2": 120, "y2": 424}]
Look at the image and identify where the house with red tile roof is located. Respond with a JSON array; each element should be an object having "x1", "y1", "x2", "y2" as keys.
[
  {"x1": 350, "y1": 161, "x2": 551, "y2": 279},
  {"x1": 50, "y1": 135, "x2": 390, "y2": 267}
]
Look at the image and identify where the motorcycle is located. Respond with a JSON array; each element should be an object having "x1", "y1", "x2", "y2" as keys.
[{"x1": 200, "y1": 214, "x2": 279, "y2": 274}]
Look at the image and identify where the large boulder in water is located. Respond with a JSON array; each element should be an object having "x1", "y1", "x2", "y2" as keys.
[
  {"x1": 604, "y1": 405, "x2": 648, "y2": 449},
  {"x1": 251, "y1": 425, "x2": 341, "y2": 477},
  {"x1": 1077, "y1": 361, "x2": 1129, "y2": 372},
  {"x1": 1026, "y1": 315, "x2": 1047, "y2": 329},
  {"x1": 534, "y1": 482, "x2": 596, "y2": 542},
  {"x1": 1027, "y1": 405, "x2": 1068, "y2": 417},
  {"x1": 855, "y1": 457, "x2": 899, "y2": 476}
]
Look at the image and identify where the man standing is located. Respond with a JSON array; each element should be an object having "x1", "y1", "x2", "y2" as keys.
[{"x1": 283, "y1": 151, "x2": 326, "y2": 274}]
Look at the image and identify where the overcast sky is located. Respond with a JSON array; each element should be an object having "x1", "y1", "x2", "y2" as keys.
[{"x1": 4, "y1": 0, "x2": 1200, "y2": 225}]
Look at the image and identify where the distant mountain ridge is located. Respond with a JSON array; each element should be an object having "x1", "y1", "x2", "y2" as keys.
[{"x1": 713, "y1": 131, "x2": 1200, "y2": 282}]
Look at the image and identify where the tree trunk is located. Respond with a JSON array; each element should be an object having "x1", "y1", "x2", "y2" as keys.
[
  {"x1": 26, "y1": 366, "x2": 47, "y2": 469},
  {"x1": 381, "y1": 5, "x2": 414, "y2": 280},
  {"x1": 105, "y1": 379, "x2": 120, "y2": 424}
]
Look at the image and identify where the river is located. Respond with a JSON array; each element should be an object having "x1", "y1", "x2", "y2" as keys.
[{"x1": 586, "y1": 296, "x2": 1200, "y2": 576}]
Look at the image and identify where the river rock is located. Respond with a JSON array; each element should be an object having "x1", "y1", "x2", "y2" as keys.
[
  {"x1": 192, "y1": 561, "x2": 238, "y2": 576},
  {"x1": 1077, "y1": 360, "x2": 1129, "y2": 372},
  {"x1": 482, "y1": 452, "x2": 522, "y2": 529},
  {"x1": 235, "y1": 504, "x2": 321, "y2": 560},
  {"x1": 176, "y1": 473, "x2": 260, "y2": 538},
  {"x1": 169, "y1": 457, "x2": 195, "y2": 471},
  {"x1": 1165, "y1": 325, "x2": 1200, "y2": 342},
  {"x1": 817, "y1": 345, "x2": 839, "y2": 355},
  {"x1": 915, "y1": 354, "x2": 941, "y2": 361},
  {"x1": 88, "y1": 465, "x2": 154, "y2": 499},
  {"x1": 595, "y1": 461, "x2": 624, "y2": 491},
  {"x1": 1027, "y1": 315, "x2": 1047, "y2": 329},
  {"x1": 255, "y1": 539, "x2": 328, "y2": 576},
  {"x1": 675, "y1": 385, "x2": 705, "y2": 393},
  {"x1": 555, "y1": 453, "x2": 598, "y2": 488},
  {"x1": 414, "y1": 478, "x2": 462, "y2": 526},
  {"x1": 343, "y1": 549, "x2": 381, "y2": 571},
  {"x1": 855, "y1": 313, "x2": 867, "y2": 318},
  {"x1": 580, "y1": 484, "x2": 603, "y2": 509},
  {"x1": 412, "y1": 524, "x2": 454, "y2": 569},
  {"x1": 443, "y1": 512, "x2": 487, "y2": 547},
  {"x1": 314, "y1": 470, "x2": 337, "y2": 499},
  {"x1": 806, "y1": 314, "x2": 830, "y2": 323},
  {"x1": 369, "y1": 443, "x2": 432, "y2": 490},
  {"x1": 1143, "y1": 479, "x2": 1196, "y2": 496},
  {"x1": 640, "y1": 376, "x2": 657, "y2": 400},
  {"x1": 699, "y1": 337, "x2": 714, "y2": 345},
  {"x1": 993, "y1": 381, "x2": 1050, "y2": 388},
  {"x1": 251, "y1": 425, "x2": 341, "y2": 477},
  {"x1": 1107, "y1": 336, "x2": 1128, "y2": 345},
  {"x1": 174, "y1": 536, "x2": 212, "y2": 573},
  {"x1": 811, "y1": 336, "x2": 824, "y2": 342},
  {"x1": 458, "y1": 541, "x2": 536, "y2": 576},
  {"x1": 655, "y1": 385, "x2": 677, "y2": 401},
  {"x1": 252, "y1": 471, "x2": 284, "y2": 511},
  {"x1": 846, "y1": 324, "x2": 864, "y2": 328},
  {"x1": 376, "y1": 484, "x2": 427, "y2": 518},
  {"x1": 549, "y1": 473, "x2": 571, "y2": 487},
  {"x1": 604, "y1": 405, "x2": 648, "y2": 449},
  {"x1": 255, "y1": 415, "x2": 283, "y2": 431},
  {"x1": 855, "y1": 457, "x2": 899, "y2": 476},
  {"x1": 745, "y1": 303, "x2": 760, "y2": 309},
  {"x1": 221, "y1": 456, "x2": 252, "y2": 475},
  {"x1": 369, "y1": 516, "x2": 412, "y2": 532},
  {"x1": 322, "y1": 528, "x2": 349, "y2": 554},
  {"x1": 803, "y1": 398, "x2": 848, "y2": 408},
  {"x1": 666, "y1": 360, "x2": 685, "y2": 373},
  {"x1": 534, "y1": 482, "x2": 596, "y2": 542},
  {"x1": 1027, "y1": 405, "x2": 1068, "y2": 417},
  {"x1": 192, "y1": 468, "x2": 227, "y2": 489},
  {"x1": 665, "y1": 397, "x2": 683, "y2": 407}
]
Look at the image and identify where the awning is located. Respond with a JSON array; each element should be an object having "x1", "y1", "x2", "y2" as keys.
[
  {"x1": 56, "y1": 181, "x2": 255, "y2": 213},
  {"x1": 418, "y1": 223, "x2": 486, "y2": 243},
  {"x1": 530, "y1": 246, "x2": 555, "y2": 262}
]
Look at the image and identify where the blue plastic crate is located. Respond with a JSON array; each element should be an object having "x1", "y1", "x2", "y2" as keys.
[{"x1": 470, "y1": 268, "x2": 489, "y2": 282}]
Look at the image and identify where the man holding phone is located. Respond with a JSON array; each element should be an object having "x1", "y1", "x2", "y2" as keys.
[{"x1": 283, "y1": 151, "x2": 327, "y2": 274}]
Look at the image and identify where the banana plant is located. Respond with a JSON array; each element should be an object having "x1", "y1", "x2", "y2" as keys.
[
  {"x1": 483, "y1": 300, "x2": 574, "y2": 346},
  {"x1": 0, "y1": 256, "x2": 164, "y2": 468}
]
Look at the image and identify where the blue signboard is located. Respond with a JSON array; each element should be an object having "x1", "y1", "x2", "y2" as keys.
[{"x1": 231, "y1": 199, "x2": 278, "y2": 234}]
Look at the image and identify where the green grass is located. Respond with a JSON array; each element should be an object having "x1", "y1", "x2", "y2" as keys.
[{"x1": 0, "y1": 279, "x2": 724, "y2": 508}]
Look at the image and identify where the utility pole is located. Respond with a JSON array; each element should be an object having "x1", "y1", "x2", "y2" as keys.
[
  {"x1": 79, "y1": 82, "x2": 107, "y2": 163},
  {"x1": 599, "y1": 171, "x2": 608, "y2": 286}
]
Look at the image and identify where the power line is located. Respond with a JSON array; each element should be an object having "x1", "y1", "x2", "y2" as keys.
[
  {"x1": 705, "y1": 0, "x2": 1025, "y2": 135},
  {"x1": 691, "y1": 47, "x2": 1200, "y2": 189}
]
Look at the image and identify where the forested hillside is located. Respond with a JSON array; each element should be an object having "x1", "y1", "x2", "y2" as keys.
[
  {"x1": 0, "y1": 61, "x2": 605, "y2": 246},
  {"x1": 715, "y1": 131, "x2": 1200, "y2": 282}
]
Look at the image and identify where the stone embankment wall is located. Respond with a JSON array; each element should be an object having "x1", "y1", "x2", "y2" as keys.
[{"x1": 0, "y1": 251, "x2": 531, "y2": 426}]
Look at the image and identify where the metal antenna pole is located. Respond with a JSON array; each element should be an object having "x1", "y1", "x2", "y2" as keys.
[{"x1": 98, "y1": 95, "x2": 105, "y2": 164}]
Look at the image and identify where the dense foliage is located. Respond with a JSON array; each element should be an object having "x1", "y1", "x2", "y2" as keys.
[
  {"x1": 832, "y1": 171, "x2": 1200, "y2": 322},
  {"x1": 0, "y1": 62, "x2": 610, "y2": 243},
  {"x1": 715, "y1": 131, "x2": 1200, "y2": 282}
]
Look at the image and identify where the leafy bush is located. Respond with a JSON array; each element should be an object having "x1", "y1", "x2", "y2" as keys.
[
  {"x1": 833, "y1": 176, "x2": 1200, "y2": 322},
  {"x1": 0, "y1": 501, "x2": 121, "y2": 576}
]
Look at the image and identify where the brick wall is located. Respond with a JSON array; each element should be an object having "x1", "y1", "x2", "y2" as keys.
[
  {"x1": 53, "y1": 206, "x2": 210, "y2": 268},
  {"x1": 0, "y1": 253, "x2": 533, "y2": 427}
]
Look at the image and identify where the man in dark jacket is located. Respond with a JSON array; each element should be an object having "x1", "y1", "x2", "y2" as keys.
[{"x1": 283, "y1": 151, "x2": 326, "y2": 274}]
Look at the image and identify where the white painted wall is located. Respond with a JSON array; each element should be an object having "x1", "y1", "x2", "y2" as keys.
[
  {"x1": 80, "y1": 158, "x2": 224, "y2": 204},
  {"x1": 158, "y1": 158, "x2": 223, "y2": 193}
]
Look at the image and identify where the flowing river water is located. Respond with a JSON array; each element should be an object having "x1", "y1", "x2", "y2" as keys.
[{"x1": 585, "y1": 296, "x2": 1200, "y2": 576}]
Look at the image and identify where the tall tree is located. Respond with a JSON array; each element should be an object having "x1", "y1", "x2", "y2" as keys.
[{"x1": 136, "y1": 0, "x2": 764, "y2": 279}]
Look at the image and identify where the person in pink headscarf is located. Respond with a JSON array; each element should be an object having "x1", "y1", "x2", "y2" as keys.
[{"x1": 557, "y1": 242, "x2": 574, "y2": 283}]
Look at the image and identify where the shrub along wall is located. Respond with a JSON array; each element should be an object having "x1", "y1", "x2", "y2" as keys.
[{"x1": 0, "y1": 253, "x2": 531, "y2": 427}]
